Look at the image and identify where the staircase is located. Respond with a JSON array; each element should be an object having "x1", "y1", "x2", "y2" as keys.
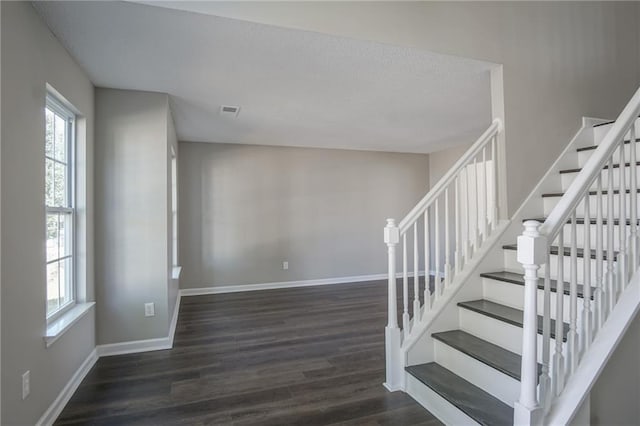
[{"x1": 384, "y1": 88, "x2": 640, "y2": 425}]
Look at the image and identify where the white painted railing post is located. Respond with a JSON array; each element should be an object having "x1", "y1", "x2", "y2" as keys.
[
  {"x1": 384, "y1": 218, "x2": 403, "y2": 391},
  {"x1": 515, "y1": 220, "x2": 547, "y2": 426}
]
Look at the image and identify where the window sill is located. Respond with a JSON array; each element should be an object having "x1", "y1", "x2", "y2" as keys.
[
  {"x1": 44, "y1": 302, "x2": 95, "y2": 348},
  {"x1": 172, "y1": 266, "x2": 182, "y2": 280}
]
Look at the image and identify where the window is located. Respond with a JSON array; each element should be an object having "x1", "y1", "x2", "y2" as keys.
[{"x1": 45, "y1": 95, "x2": 75, "y2": 320}]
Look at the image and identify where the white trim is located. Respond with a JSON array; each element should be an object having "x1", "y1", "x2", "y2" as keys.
[
  {"x1": 96, "y1": 336, "x2": 172, "y2": 358},
  {"x1": 167, "y1": 292, "x2": 181, "y2": 347},
  {"x1": 36, "y1": 348, "x2": 98, "y2": 426},
  {"x1": 172, "y1": 265, "x2": 182, "y2": 280},
  {"x1": 44, "y1": 302, "x2": 95, "y2": 347},
  {"x1": 179, "y1": 271, "x2": 439, "y2": 297}
]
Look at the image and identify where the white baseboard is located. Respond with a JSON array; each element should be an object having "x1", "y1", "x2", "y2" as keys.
[
  {"x1": 180, "y1": 270, "x2": 441, "y2": 297},
  {"x1": 96, "y1": 337, "x2": 172, "y2": 357},
  {"x1": 36, "y1": 348, "x2": 98, "y2": 426}
]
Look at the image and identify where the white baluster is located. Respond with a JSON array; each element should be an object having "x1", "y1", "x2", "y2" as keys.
[
  {"x1": 384, "y1": 219, "x2": 402, "y2": 390},
  {"x1": 402, "y1": 234, "x2": 409, "y2": 338},
  {"x1": 514, "y1": 220, "x2": 546, "y2": 425},
  {"x1": 474, "y1": 157, "x2": 481, "y2": 248},
  {"x1": 567, "y1": 211, "x2": 579, "y2": 375},
  {"x1": 445, "y1": 188, "x2": 451, "y2": 288},
  {"x1": 618, "y1": 141, "x2": 627, "y2": 297},
  {"x1": 424, "y1": 210, "x2": 431, "y2": 311},
  {"x1": 466, "y1": 167, "x2": 473, "y2": 260},
  {"x1": 413, "y1": 223, "x2": 420, "y2": 322},
  {"x1": 455, "y1": 177, "x2": 462, "y2": 274},
  {"x1": 492, "y1": 136, "x2": 499, "y2": 230},
  {"x1": 582, "y1": 194, "x2": 592, "y2": 353},
  {"x1": 630, "y1": 125, "x2": 638, "y2": 270},
  {"x1": 540, "y1": 252, "x2": 552, "y2": 412},
  {"x1": 607, "y1": 158, "x2": 615, "y2": 315},
  {"x1": 553, "y1": 229, "x2": 565, "y2": 395},
  {"x1": 482, "y1": 146, "x2": 489, "y2": 238},
  {"x1": 595, "y1": 175, "x2": 604, "y2": 331},
  {"x1": 435, "y1": 198, "x2": 441, "y2": 300}
]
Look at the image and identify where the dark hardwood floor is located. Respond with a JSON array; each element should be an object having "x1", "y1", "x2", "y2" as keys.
[{"x1": 55, "y1": 279, "x2": 441, "y2": 425}]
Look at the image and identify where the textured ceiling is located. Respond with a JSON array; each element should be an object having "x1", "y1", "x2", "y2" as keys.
[{"x1": 33, "y1": 1, "x2": 494, "y2": 153}]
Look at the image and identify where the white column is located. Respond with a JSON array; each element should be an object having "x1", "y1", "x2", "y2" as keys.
[
  {"x1": 384, "y1": 219, "x2": 403, "y2": 391},
  {"x1": 514, "y1": 220, "x2": 547, "y2": 426}
]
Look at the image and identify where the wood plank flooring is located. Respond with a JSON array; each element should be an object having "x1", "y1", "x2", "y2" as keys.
[{"x1": 55, "y1": 280, "x2": 441, "y2": 425}]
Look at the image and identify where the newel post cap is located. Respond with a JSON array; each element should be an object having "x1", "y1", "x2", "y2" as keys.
[
  {"x1": 384, "y1": 218, "x2": 400, "y2": 245},
  {"x1": 517, "y1": 220, "x2": 547, "y2": 265}
]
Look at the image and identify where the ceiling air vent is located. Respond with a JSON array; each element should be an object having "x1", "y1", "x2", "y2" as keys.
[{"x1": 219, "y1": 105, "x2": 240, "y2": 117}]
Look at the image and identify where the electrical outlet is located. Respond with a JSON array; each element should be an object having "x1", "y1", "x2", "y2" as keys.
[
  {"x1": 283, "y1": 261, "x2": 289, "y2": 270},
  {"x1": 144, "y1": 302, "x2": 155, "y2": 317},
  {"x1": 22, "y1": 371, "x2": 30, "y2": 400}
]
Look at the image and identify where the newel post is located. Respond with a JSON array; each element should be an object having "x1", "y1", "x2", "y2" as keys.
[
  {"x1": 514, "y1": 220, "x2": 547, "y2": 425},
  {"x1": 383, "y1": 218, "x2": 403, "y2": 391}
]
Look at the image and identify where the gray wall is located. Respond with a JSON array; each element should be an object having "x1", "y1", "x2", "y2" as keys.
[
  {"x1": 590, "y1": 312, "x2": 640, "y2": 425},
  {"x1": 179, "y1": 142, "x2": 429, "y2": 288},
  {"x1": 1, "y1": 2, "x2": 95, "y2": 424},
  {"x1": 95, "y1": 88, "x2": 174, "y2": 344},
  {"x1": 193, "y1": 1, "x2": 640, "y2": 215},
  {"x1": 429, "y1": 144, "x2": 471, "y2": 186}
]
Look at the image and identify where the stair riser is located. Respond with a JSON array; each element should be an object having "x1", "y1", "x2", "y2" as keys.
[
  {"x1": 543, "y1": 193, "x2": 640, "y2": 217},
  {"x1": 504, "y1": 248, "x2": 616, "y2": 284},
  {"x1": 577, "y1": 141, "x2": 640, "y2": 167},
  {"x1": 554, "y1": 222, "x2": 629, "y2": 251},
  {"x1": 434, "y1": 340, "x2": 519, "y2": 407},
  {"x1": 483, "y1": 277, "x2": 583, "y2": 324},
  {"x1": 459, "y1": 308, "x2": 565, "y2": 363},
  {"x1": 592, "y1": 119, "x2": 640, "y2": 145},
  {"x1": 561, "y1": 167, "x2": 640, "y2": 192},
  {"x1": 405, "y1": 373, "x2": 480, "y2": 426}
]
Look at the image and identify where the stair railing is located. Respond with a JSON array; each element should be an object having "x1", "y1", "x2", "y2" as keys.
[
  {"x1": 515, "y1": 86, "x2": 640, "y2": 425},
  {"x1": 384, "y1": 118, "x2": 505, "y2": 391}
]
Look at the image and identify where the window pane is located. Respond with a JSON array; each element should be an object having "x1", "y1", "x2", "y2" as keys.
[
  {"x1": 54, "y1": 114, "x2": 67, "y2": 162},
  {"x1": 47, "y1": 261, "x2": 60, "y2": 315},
  {"x1": 59, "y1": 212, "x2": 72, "y2": 258},
  {"x1": 46, "y1": 213, "x2": 59, "y2": 262},
  {"x1": 45, "y1": 158, "x2": 55, "y2": 206},
  {"x1": 45, "y1": 109, "x2": 55, "y2": 158},
  {"x1": 59, "y1": 257, "x2": 72, "y2": 307},
  {"x1": 53, "y1": 161, "x2": 67, "y2": 207}
]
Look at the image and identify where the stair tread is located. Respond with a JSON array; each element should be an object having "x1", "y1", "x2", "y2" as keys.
[
  {"x1": 523, "y1": 217, "x2": 632, "y2": 226},
  {"x1": 542, "y1": 188, "x2": 640, "y2": 197},
  {"x1": 432, "y1": 329, "x2": 541, "y2": 381},
  {"x1": 458, "y1": 299, "x2": 569, "y2": 341},
  {"x1": 576, "y1": 138, "x2": 640, "y2": 152},
  {"x1": 480, "y1": 270, "x2": 593, "y2": 299},
  {"x1": 559, "y1": 161, "x2": 640, "y2": 174},
  {"x1": 502, "y1": 243, "x2": 618, "y2": 261},
  {"x1": 406, "y1": 362, "x2": 513, "y2": 426}
]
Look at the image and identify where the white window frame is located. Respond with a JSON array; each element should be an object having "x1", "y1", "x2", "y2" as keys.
[{"x1": 45, "y1": 94, "x2": 76, "y2": 323}]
